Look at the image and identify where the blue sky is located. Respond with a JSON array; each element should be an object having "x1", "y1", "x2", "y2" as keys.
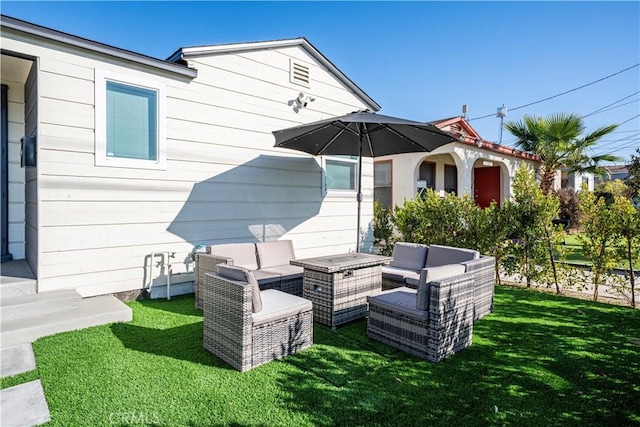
[{"x1": 3, "y1": 1, "x2": 639, "y2": 162}]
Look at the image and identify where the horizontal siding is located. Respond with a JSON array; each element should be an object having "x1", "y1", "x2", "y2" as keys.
[{"x1": 4, "y1": 32, "x2": 375, "y2": 296}]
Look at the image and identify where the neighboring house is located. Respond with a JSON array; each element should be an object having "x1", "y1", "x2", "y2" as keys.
[
  {"x1": 594, "y1": 164, "x2": 629, "y2": 185},
  {"x1": 374, "y1": 116, "x2": 539, "y2": 209},
  {"x1": 0, "y1": 15, "x2": 380, "y2": 298},
  {"x1": 559, "y1": 169, "x2": 595, "y2": 192}
]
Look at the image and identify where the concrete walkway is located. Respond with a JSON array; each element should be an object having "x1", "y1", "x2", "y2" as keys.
[
  {"x1": 0, "y1": 344, "x2": 50, "y2": 426},
  {"x1": 0, "y1": 380, "x2": 50, "y2": 426},
  {"x1": 0, "y1": 344, "x2": 36, "y2": 378}
]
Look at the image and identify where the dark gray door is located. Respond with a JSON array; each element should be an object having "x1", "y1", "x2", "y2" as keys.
[{"x1": 1, "y1": 84, "x2": 12, "y2": 262}]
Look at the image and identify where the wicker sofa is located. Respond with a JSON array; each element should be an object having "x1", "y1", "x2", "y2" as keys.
[
  {"x1": 381, "y1": 243, "x2": 495, "y2": 320},
  {"x1": 195, "y1": 240, "x2": 303, "y2": 309},
  {"x1": 367, "y1": 272, "x2": 475, "y2": 362},
  {"x1": 203, "y1": 264, "x2": 313, "y2": 372}
]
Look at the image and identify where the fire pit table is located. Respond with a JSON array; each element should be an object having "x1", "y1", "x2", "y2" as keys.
[{"x1": 290, "y1": 253, "x2": 392, "y2": 329}]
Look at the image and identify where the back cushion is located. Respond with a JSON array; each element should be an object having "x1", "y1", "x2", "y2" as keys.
[
  {"x1": 217, "y1": 264, "x2": 263, "y2": 313},
  {"x1": 256, "y1": 240, "x2": 295, "y2": 269},
  {"x1": 208, "y1": 243, "x2": 258, "y2": 270},
  {"x1": 425, "y1": 245, "x2": 479, "y2": 267},
  {"x1": 389, "y1": 243, "x2": 429, "y2": 271}
]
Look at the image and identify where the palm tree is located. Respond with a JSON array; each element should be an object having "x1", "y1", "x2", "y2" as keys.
[{"x1": 504, "y1": 113, "x2": 620, "y2": 194}]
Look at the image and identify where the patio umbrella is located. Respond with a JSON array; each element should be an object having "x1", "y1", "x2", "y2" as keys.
[{"x1": 272, "y1": 110, "x2": 456, "y2": 252}]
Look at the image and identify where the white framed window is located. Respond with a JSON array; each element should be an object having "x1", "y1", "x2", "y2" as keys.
[
  {"x1": 95, "y1": 69, "x2": 166, "y2": 170},
  {"x1": 323, "y1": 155, "x2": 358, "y2": 196}
]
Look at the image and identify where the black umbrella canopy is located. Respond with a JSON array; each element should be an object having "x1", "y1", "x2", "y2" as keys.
[
  {"x1": 273, "y1": 110, "x2": 455, "y2": 156},
  {"x1": 272, "y1": 110, "x2": 456, "y2": 252}
]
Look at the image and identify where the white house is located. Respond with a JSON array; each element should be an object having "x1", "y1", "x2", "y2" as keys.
[
  {"x1": 374, "y1": 116, "x2": 540, "y2": 209},
  {"x1": 0, "y1": 15, "x2": 380, "y2": 298}
]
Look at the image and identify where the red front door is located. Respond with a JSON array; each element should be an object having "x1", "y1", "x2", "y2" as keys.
[{"x1": 474, "y1": 166, "x2": 501, "y2": 208}]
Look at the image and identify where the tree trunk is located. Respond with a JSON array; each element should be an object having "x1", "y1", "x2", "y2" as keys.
[
  {"x1": 627, "y1": 238, "x2": 636, "y2": 308},
  {"x1": 525, "y1": 239, "x2": 531, "y2": 288},
  {"x1": 545, "y1": 227, "x2": 561, "y2": 294},
  {"x1": 539, "y1": 168, "x2": 556, "y2": 195},
  {"x1": 593, "y1": 244, "x2": 606, "y2": 301}
]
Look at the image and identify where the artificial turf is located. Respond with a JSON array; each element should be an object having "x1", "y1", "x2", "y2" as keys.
[{"x1": 2, "y1": 287, "x2": 639, "y2": 426}]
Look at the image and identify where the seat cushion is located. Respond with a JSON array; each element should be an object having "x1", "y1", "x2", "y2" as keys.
[
  {"x1": 208, "y1": 243, "x2": 259, "y2": 270},
  {"x1": 259, "y1": 265, "x2": 303, "y2": 281},
  {"x1": 389, "y1": 243, "x2": 429, "y2": 271},
  {"x1": 405, "y1": 264, "x2": 467, "y2": 288},
  {"x1": 425, "y1": 245, "x2": 479, "y2": 268},
  {"x1": 256, "y1": 240, "x2": 296, "y2": 269},
  {"x1": 253, "y1": 269, "x2": 282, "y2": 285},
  {"x1": 252, "y1": 289, "x2": 312, "y2": 326},
  {"x1": 367, "y1": 287, "x2": 428, "y2": 321},
  {"x1": 381, "y1": 266, "x2": 421, "y2": 283},
  {"x1": 217, "y1": 264, "x2": 262, "y2": 313}
]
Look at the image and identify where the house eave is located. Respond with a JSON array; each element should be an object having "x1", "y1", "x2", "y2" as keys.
[
  {"x1": 170, "y1": 38, "x2": 381, "y2": 112},
  {"x1": 1, "y1": 14, "x2": 197, "y2": 79}
]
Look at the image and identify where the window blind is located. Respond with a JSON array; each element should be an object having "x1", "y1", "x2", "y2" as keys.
[{"x1": 106, "y1": 82, "x2": 157, "y2": 161}]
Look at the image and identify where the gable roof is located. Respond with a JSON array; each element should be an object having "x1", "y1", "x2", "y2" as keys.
[
  {"x1": 1, "y1": 14, "x2": 197, "y2": 78},
  {"x1": 429, "y1": 116, "x2": 538, "y2": 162},
  {"x1": 168, "y1": 38, "x2": 380, "y2": 112}
]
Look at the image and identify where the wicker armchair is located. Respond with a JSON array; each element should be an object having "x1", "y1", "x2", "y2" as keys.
[
  {"x1": 367, "y1": 273, "x2": 475, "y2": 363},
  {"x1": 202, "y1": 266, "x2": 313, "y2": 372}
]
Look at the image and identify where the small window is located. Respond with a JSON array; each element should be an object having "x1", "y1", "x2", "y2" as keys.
[
  {"x1": 95, "y1": 69, "x2": 166, "y2": 170},
  {"x1": 444, "y1": 164, "x2": 458, "y2": 195},
  {"x1": 324, "y1": 155, "x2": 358, "y2": 194},
  {"x1": 374, "y1": 161, "x2": 392, "y2": 209}
]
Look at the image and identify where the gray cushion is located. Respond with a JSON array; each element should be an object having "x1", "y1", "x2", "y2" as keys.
[
  {"x1": 217, "y1": 264, "x2": 262, "y2": 313},
  {"x1": 389, "y1": 243, "x2": 429, "y2": 271},
  {"x1": 367, "y1": 288, "x2": 428, "y2": 321},
  {"x1": 252, "y1": 289, "x2": 312, "y2": 326},
  {"x1": 406, "y1": 264, "x2": 467, "y2": 288},
  {"x1": 256, "y1": 240, "x2": 296, "y2": 269},
  {"x1": 425, "y1": 245, "x2": 479, "y2": 267},
  {"x1": 253, "y1": 269, "x2": 281, "y2": 285},
  {"x1": 208, "y1": 243, "x2": 259, "y2": 270},
  {"x1": 259, "y1": 265, "x2": 303, "y2": 281},
  {"x1": 416, "y1": 281, "x2": 430, "y2": 311},
  {"x1": 381, "y1": 266, "x2": 420, "y2": 283}
]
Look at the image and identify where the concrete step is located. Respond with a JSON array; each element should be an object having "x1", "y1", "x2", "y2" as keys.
[
  {"x1": 1, "y1": 295, "x2": 132, "y2": 348},
  {"x1": 1, "y1": 260, "x2": 37, "y2": 299},
  {"x1": 0, "y1": 279, "x2": 37, "y2": 299},
  {"x1": 1, "y1": 290, "x2": 81, "y2": 322}
]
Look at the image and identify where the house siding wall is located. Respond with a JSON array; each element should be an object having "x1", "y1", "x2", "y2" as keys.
[
  {"x1": 24, "y1": 62, "x2": 38, "y2": 275},
  {"x1": 1, "y1": 30, "x2": 373, "y2": 297}
]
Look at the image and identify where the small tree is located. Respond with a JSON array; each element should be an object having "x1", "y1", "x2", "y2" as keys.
[
  {"x1": 484, "y1": 201, "x2": 515, "y2": 285},
  {"x1": 373, "y1": 200, "x2": 394, "y2": 256},
  {"x1": 595, "y1": 179, "x2": 632, "y2": 204},
  {"x1": 554, "y1": 187, "x2": 580, "y2": 229},
  {"x1": 578, "y1": 190, "x2": 621, "y2": 300},
  {"x1": 508, "y1": 166, "x2": 563, "y2": 290},
  {"x1": 625, "y1": 148, "x2": 640, "y2": 200},
  {"x1": 610, "y1": 195, "x2": 639, "y2": 308}
]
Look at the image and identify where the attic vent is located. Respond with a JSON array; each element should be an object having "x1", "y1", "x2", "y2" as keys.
[{"x1": 290, "y1": 59, "x2": 310, "y2": 87}]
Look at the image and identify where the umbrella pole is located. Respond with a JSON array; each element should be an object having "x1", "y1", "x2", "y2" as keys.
[{"x1": 356, "y1": 130, "x2": 363, "y2": 253}]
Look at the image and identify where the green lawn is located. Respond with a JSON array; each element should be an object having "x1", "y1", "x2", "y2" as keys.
[
  {"x1": 562, "y1": 233, "x2": 639, "y2": 270},
  {"x1": 562, "y1": 233, "x2": 589, "y2": 265},
  {"x1": 2, "y1": 288, "x2": 640, "y2": 426}
]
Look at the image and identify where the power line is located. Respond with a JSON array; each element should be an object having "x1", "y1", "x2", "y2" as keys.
[
  {"x1": 582, "y1": 92, "x2": 640, "y2": 118},
  {"x1": 468, "y1": 63, "x2": 640, "y2": 121},
  {"x1": 618, "y1": 114, "x2": 640, "y2": 127}
]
